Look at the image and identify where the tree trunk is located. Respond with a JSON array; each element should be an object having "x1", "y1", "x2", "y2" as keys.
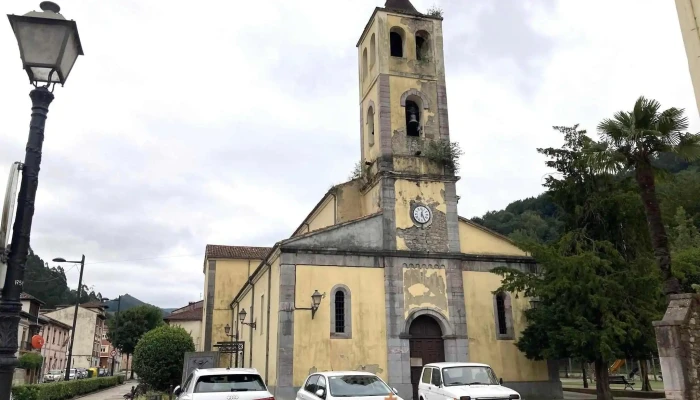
[
  {"x1": 635, "y1": 165, "x2": 681, "y2": 295},
  {"x1": 639, "y1": 360, "x2": 652, "y2": 391},
  {"x1": 594, "y1": 359, "x2": 613, "y2": 400},
  {"x1": 129, "y1": 353, "x2": 134, "y2": 379},
  {"x1": 581, "y1": 361, "x2": 589, "y2": 389}
]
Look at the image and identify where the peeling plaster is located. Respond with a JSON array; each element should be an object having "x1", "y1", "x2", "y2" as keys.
[{"x1": 403, "y1": 267, "x2": 448, "y2": 318}]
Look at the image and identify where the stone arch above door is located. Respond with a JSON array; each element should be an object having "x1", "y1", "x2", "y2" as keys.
[{"x1": 404, "y1": 307, "x2": 454, "y2": 337}]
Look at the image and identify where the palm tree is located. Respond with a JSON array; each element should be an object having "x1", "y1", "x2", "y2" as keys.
[{"x1": 588, "y1": 96, "x2": 700, "y2": 296}]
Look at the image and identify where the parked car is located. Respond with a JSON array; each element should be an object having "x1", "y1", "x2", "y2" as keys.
[
  {"x1": 418, "y1": 362, "x2": 520, "y2": 400},
  {"x1": 66, "y1": 368, "x2": 78, "y2": 380},
  {"x1": 43, "y1": 369, "x2": 63, "y2": 383},
  {"x1": 297, "y1": 371, "x2": 401, "y2": 400},
  {"x1": 173, "y1": 367, "x2": 273, "y2": 400}
]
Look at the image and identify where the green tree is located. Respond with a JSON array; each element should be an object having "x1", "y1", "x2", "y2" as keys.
[
  {"x1": 587, "y1": 96, "x2": 700, "y2": 295},
  {"x1": 493, "y1": 233, "x2": 661, "y2": 400},
  {"x1": 107, "y1": 304, "x2": 164, "y2": 378},
  {"x1": 18, "y1": 353, "x2": 43, "y2": 384},
  {"x1": 133, "y1": 325, "x2": 195, "y2": 390}
]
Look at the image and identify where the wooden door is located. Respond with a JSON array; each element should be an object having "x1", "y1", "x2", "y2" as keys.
[{"x1": 408, "y1": 316, "x2": 445, "y2": 400}]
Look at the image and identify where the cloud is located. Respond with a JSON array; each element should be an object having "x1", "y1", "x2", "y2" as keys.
[{"x1": 0, "y1": 0, "x2": 697, "y2": 307}]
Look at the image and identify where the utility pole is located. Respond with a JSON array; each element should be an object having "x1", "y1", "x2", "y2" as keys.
[{"x1": 53, "y1": 255, "x2": 85, "y2": 381}]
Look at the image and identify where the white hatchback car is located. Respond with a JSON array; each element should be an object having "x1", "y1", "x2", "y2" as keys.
[
  {"x1": 297, "y1": 371, "x2": 403, "y2": 400},
  {"x1": 174, "y1": 367, "x2": 274, "y2": 400},
  {"x1": 418, "y1": 363, "x2": 520, "y2": 400}
]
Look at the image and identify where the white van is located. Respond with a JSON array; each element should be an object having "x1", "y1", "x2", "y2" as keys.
[{"x1": 418, "y1": 362, "x2": 520, "y2": 400}]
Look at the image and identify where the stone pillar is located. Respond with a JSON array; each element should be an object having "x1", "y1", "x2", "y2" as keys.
[{"x1": 653, "y1": 293, "x2": 700, "y2": 400}]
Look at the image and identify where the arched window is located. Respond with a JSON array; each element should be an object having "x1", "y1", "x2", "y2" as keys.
[
  {"x1": 494, "y1": 292, "x2": 514, "y2": 340},
  {"x1": 415, "y1": 30, "x2": 431, "y2": 61},
  {"x1": 370, "y1": 34, "x2": 376, "y2": 67},
  {"x1": 362, "y1": 48, "x2": 368, "y2": 81},
  {"x1": 367, "y1": 106, "x2": 375, "y2": 146},
  {"x1": 331, "y1": 284, "x2": 352, "y2": 338},
  {"x1": 390, "y1": 27, "x2": 405, "y2": 58},
  {"x1": 405, "y1": 100, "x2": 420, "y2": 137}
]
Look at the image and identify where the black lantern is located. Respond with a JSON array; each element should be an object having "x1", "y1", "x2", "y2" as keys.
[
  {"x1": 238, "y1": 309, "x2": 247, "y2": 322},
  {"x1": 224, "y1": 324, "x2": 231, "y2": 336},
  {"x1": 7, "y1": 1, "x2": 84, "y2": 85},
  {"x1": 311, "y1": 290, "x2": 323, "y2": 310}
]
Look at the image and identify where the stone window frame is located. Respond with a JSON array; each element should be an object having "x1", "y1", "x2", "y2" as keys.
[
  {"x1": 330, "y1": 284, "x2": 352, "y2": 339},
  {"x1": 493, "y1": 291, "x2": 514, "y2": 340},
  {"x1": 367, "y1": 100, "x2": 376, "y2": 147}
]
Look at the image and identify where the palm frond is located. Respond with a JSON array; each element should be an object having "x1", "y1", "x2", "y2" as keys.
[
  {"x1": 597, "y1": 118, "x2": 629, "y2": 146},
  {"x1": 633, "y1": 96, "x2": 661, "y2": 128},
  {"x1": 673, "y1": 133, "x2": 700, "y2": 161},
  {"x1": 584, "y1": 143, "x2": 628, "y2": 174},
  {"x1": 656, "y1": 107, "x2": 689, "y2": 134}
]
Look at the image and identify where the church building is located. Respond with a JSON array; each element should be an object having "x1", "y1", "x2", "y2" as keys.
[{"x1": 200, "y1": 1, "x2": 562, "y2": 400}]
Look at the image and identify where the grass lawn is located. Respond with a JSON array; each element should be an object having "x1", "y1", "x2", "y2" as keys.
[{"x1": 561, "y1": 377, "x2": 665, "y2": 391}]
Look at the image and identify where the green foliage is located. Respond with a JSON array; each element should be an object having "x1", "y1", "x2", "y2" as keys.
[
  {"x1": 426, "y1": 5, "x2": 443, "y2": 17},
  {"x1": 23, "y1": 249, "x2": 102, "y2": 309},
  {"x1": 18, "y1": 353, "x2": 42, "y2": 370},
  {"x1": 133, "y1": 325, "x2": 195, "y2": 390},
  {"x1": 107, "y1": 304, "x2": 164, "y2": 356},
  {"x1": 11, "y1": 375, "x2": 124, "y2": 400},
  {"x1": 492, "y1": 232, "x2": 662, "y2": 364},
  {"x1": 424, "y1": 140, "x2": 464, "y2": 172},
  {"x1": 349, "y1": 161, "x2": 363, "y2": 181}
]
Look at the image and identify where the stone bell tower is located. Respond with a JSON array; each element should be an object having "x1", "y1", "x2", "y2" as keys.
[{"x1": 357, "y1": 0, "x2": 459, "y2": 252}]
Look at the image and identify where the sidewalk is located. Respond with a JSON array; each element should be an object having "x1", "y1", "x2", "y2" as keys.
[{"x1": 77, "y1": 380, "x2": 137, "y2": 400}]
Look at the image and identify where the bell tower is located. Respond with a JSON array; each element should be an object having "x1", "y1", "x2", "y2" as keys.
[{"x1": 357, "y1": 0, "x2": 460, "y2": 253}]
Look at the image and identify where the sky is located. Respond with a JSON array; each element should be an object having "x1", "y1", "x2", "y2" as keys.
[{"x1": 0, "y1": 0, "x2": 698, "y2": 308}]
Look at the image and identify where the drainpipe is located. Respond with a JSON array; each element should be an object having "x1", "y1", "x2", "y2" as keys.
[{"x1": 264, "y1": 262, "x2": 272, "y2": 384}]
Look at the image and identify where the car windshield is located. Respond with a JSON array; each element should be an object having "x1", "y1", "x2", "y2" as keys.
[
  {"x1": 442, "y1": 366, "x2": 499, "y2": 386},
  {"x1": 193, "y1": 374, "x2": 266, "y2": 393},
  {"x1": 328, "y1": 375, "x2": 393, "y2": 397}
]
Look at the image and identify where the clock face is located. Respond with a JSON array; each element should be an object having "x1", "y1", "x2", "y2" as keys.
[{"x1": 413, "y1": 205, "x2": 431, "y2": 224}]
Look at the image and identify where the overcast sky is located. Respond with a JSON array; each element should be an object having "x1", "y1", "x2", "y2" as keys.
[{"x1": 0, "y1": 0, "x2": 697, "y2": 308}]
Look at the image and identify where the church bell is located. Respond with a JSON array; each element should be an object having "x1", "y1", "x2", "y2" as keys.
[{"x1": 407, "y1": 104, "x2": 420, "y2": 131}]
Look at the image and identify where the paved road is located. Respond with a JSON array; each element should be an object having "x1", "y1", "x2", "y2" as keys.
[
  {"x1": 563, "y1": 390, "x2": 656, "y2": 400},
  {"x1": 78, "y1": 381, "x2": 137, "y2": 400}
]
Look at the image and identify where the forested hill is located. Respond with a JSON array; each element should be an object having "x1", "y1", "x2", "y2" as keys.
[
  {"x1": 472, "y1": 153, "x2": 700, "y2": 242},
  {"x1": 23, "y1": 249, "x2": 102, "y2": 309}
]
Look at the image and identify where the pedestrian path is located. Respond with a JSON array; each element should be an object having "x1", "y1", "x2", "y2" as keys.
[{"x1": 77, "y1": 380, "x2": 137, "y2": 400}]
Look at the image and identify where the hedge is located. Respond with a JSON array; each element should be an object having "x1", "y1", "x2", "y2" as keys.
[{"x1": 11, "y1": 375, "x2": 125, "y2": 400}]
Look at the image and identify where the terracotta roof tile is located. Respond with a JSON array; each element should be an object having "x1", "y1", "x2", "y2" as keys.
[
  {"x1": 20, "y1": 292, "x2": 45, "y2": 305},
  {"x1": 164, "y1": 307, "x2": 202, "y2": 321},
  {"x1": 206, "y1": 245, "x2": 271, "y2": 260},
  {"x1": 384, "y1": 0, "x2": 420, "y2": 14}
]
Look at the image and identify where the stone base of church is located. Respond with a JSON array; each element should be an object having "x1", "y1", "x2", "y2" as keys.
[{"x1": 503, "y1": 380, "x2": 564, "y2": 400}]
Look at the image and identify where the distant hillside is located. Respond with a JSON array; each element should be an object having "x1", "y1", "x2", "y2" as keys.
[{"x1": 102, "y1": 294, "x2": 172, "y2": 316}]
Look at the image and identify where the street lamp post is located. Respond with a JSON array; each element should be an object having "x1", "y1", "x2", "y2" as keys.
[
  {"x1": 53, "y1": 256, "x2": 85, "y2": 382},
  {"x1": 108, "y1": 296, "x2": 121, "y2": 376},
  {"x1": 0, "y1": 3, "x2": 83, "y2": 397}
]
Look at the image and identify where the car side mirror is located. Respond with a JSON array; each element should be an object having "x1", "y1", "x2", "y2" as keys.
[
  {"x1": 315, "y1": 389, "x2": 325, "y2": 398},
  {"x1": 173, "y1": 385, "x2": 182, "y2": 396},
  {"x1": 499, "y1": 378, "x2": 503, "y2": 385},
  {"x1": 393, "y1": 388, "x2": 399, "y2": 394}
]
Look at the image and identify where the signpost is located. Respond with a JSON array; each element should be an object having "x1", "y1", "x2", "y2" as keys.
[
  {"x1": 0, "y1": 162, "x2": 21, "y2": 288},
  {"x1": 110, "y1": 349, "x2": 116, "y2": 357}
]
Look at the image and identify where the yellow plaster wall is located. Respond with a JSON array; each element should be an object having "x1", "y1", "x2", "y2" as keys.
[
  {"x1": 394, "y1": 180, "x2": 446, "y2": 250},
  {"x1": 308, "y1": 197, "x2": 335, "y2": 232},
  {"x1": 362, "y1": 181, "x2": 381, "y2": 216},
  {"x1": 385, "y1": 14, "x2": 439, "y2": 77},
  {"x1": 336, "y1": 181, "x2": 363, "y2": 223},
  {"x1": 359, "y1": 17, "x2": 379, "y2": 98},
  {"x1": 458, "y1": 220, "x2": 526, "y2": 256},
  {"x1": 462, "y1": 271, "x2": 549, "y2": 382},
  {"x1": 210, "y1": 259, "x2": 261, "y2": 353},
  {"x1": 237, "y1": 267, "x2": 270, "y2": 376},
  {"x1": 201, "y1": 263, "x2": 209, "y2": 351},
  {"x1": 403, "y1": 267, "x2": 448, "y2": 319},
  {"x1": 293, "y1": 266, "x2": 387, "y2": 386},
  {"x1": 675, "y1": 0, "x2": 700, "y2": 116},
  {"x1": 237, "y1": 286, "x2": 253, "y2": 369}
]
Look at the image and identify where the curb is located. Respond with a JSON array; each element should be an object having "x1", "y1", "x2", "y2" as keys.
[{"x1": 563, "y1": 387, "x2": 664, "y2": 398}]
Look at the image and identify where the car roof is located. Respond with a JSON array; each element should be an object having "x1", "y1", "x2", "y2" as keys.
[
  {"x1": 194, "y1": 368, "x2": 260, "y2": 376},
  {"x1": 424, "y1": 362, "x2": 490, "y2": 368},
  {"x1": 312, "y1": 371, "x2": 379, "y2": 377}
]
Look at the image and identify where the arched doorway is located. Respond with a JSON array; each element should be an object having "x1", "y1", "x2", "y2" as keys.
[{"x1": 409, "y1": 315, "x2": 445, "y2": 400}]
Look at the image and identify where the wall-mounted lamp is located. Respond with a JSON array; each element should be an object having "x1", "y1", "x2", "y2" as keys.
[
  {"x1": 238, "y1": 309, "x2": 256, "y2": 330},
  {"x1": 295, "y1": 289, "x2": 325, "y2": 319}
]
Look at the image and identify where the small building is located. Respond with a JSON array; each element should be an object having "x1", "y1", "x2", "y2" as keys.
[
  {"x1": 38, "y1": 314, "x2": 71, "y2": 376},
  {"x1": 18, "y1": 293, "x2": 44, "y2": 357},
  {"x1": 99, "y1": 325, "x2": 121, "y2": 372},
  {"x1": 164, "y1": 300, "x2": 203, "y2": 351},
  {"x1": 42, "y1": 302, "x2": 107, "y2": 369},
  {"x1": 200, "y1": 2, "x2": 562, "y2": 400}
]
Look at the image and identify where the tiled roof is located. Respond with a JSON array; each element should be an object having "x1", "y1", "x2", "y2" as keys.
[
  {"x1": 80, "y1": 301, "x2": 107, "y2": 309},
  {"x1": 206, "y1": 245, "x2": 271, "y2": 260},
  {"x1": 384, "y1": 0, "x2": 419, "y2": 14},
  {"x1": 164, "y1": 307, "x2": 202, "y2": 321},
  {"x1": 20, "y1": 292, "x2": 45, "y2": 305}
]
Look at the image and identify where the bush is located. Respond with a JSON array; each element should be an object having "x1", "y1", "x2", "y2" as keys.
[
  {"x1": 18, "y1": 353, "x2": 42, "y2": 370},
  {"x1": 11, "y1": 375, "x2": 125, "y2": 400},
  {"x1": 133, "y1": 325, "x2": 195, "y2": 390}
]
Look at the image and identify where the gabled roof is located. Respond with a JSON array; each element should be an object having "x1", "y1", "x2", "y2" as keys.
[
  {"x1": 20, "y1": 292, "x2": 45, "y2": 305},
  {"x1": 164, "y1": 307, "x2": 203, "y2": 322},
  {"x1": 205, "y1": 245, "x2": 271, "y2": 260}
]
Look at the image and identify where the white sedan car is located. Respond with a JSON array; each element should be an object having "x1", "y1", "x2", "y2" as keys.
[{"x1": 297, "y1": 371, "x2": 402, "y2": 400}]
